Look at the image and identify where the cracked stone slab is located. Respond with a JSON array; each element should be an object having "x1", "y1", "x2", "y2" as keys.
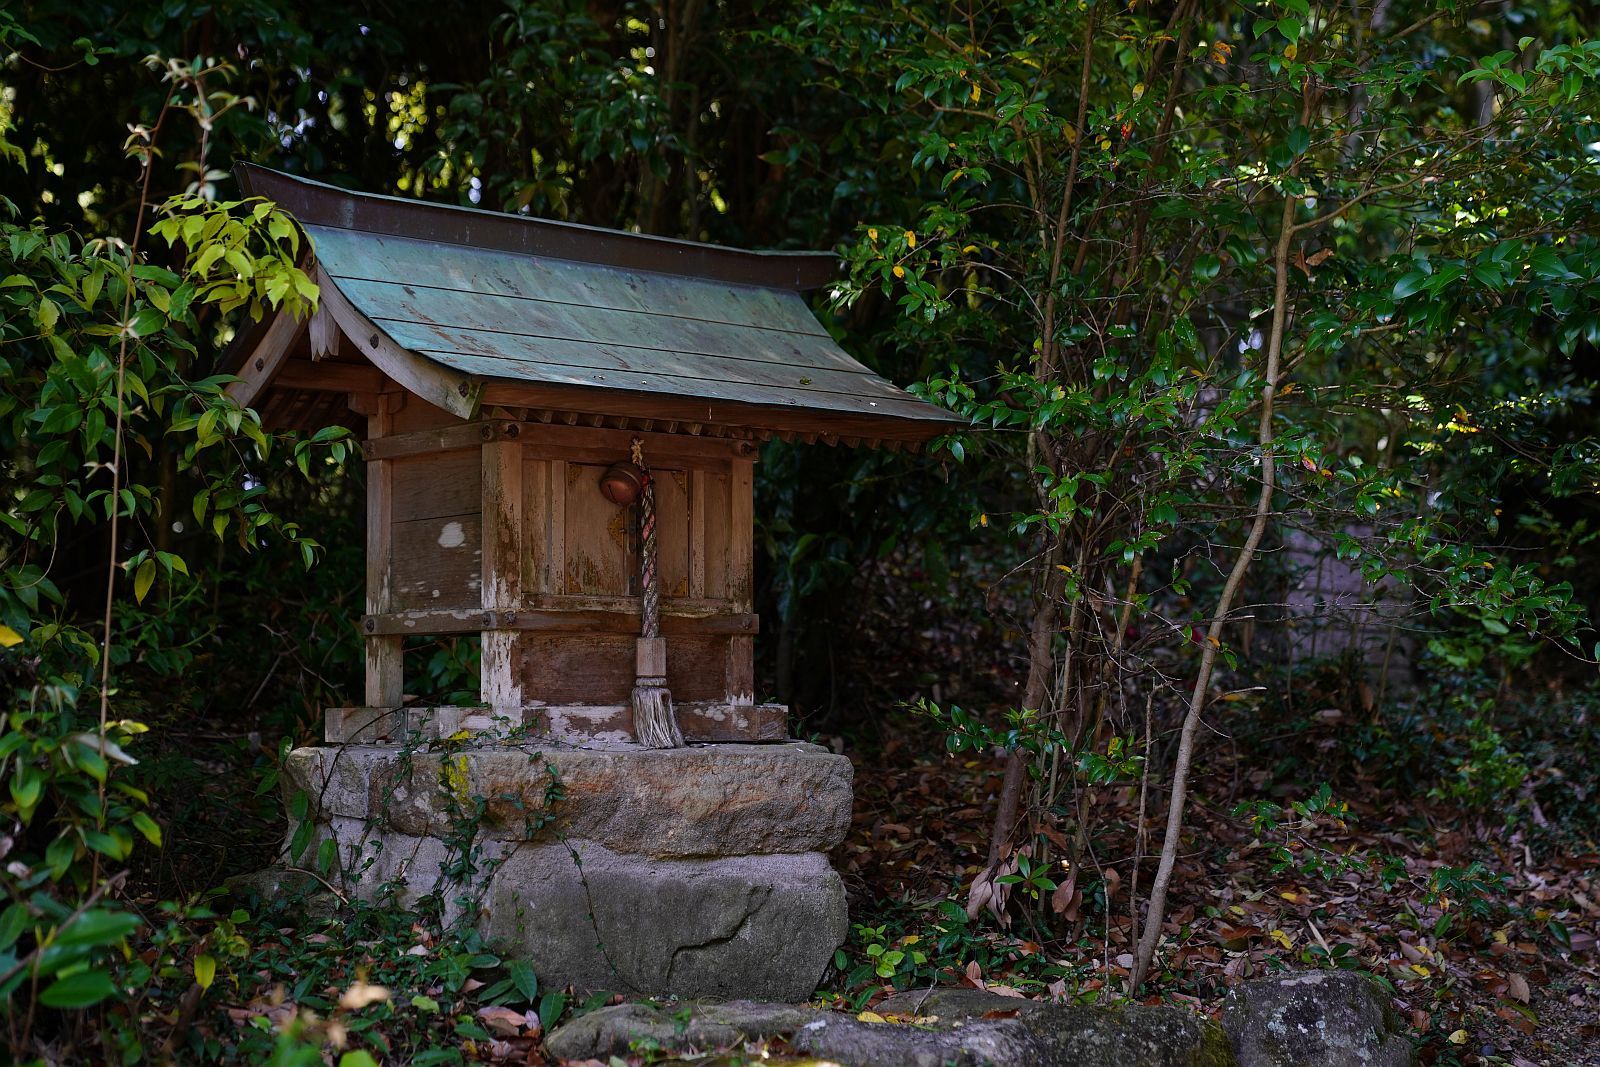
[
  {"x1": 485, "y1": 842, "x2": 846, "y2": 1001},
  {"x1": 283, "y1": 742, "x2": 851, "y2": 857},
  {"x1": 303, "y1": 818, "x2": 847, "y2": 1001}
]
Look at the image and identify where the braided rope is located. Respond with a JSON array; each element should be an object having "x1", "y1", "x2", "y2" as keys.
[{"x1": 631, "y1": 438, "x2": 659, "y2": 641}]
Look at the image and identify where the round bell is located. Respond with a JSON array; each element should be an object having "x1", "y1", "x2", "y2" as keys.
[{"x1": 599, "y1": 460, "x2": 645, "y2": 506}]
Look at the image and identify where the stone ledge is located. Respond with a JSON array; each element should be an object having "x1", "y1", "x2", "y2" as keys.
[
  {"x1": 547, "y1": 992, "x2": 1230, "y2": 1066},
  {"x1": 546, "y1": 975, "x2": 1413, "y2": 1066},
  {"x1": 284, "y1": 741, "x2": 852, "y2": 858}
]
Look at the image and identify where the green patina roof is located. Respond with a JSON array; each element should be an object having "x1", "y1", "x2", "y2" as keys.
[{"x1": 236, "y1": 166, "x2": 965, "y2": 442}]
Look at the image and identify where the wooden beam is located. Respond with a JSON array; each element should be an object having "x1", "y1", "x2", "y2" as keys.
[
  {"x1": 510, "y1": 422, "x2": 755, "y2": 467},
  {"x1": 363, "y1": 421, "x2": 498, "y2": 460},
  {"x1": 361, "y1": 608, "x2": 758, "y2": 636},
  {"x1": 225, "y1": 310, "x2": 307, "y2": 409},
  {"x1": 364, "y1": 405, "x2": 403, "y2": 709},
  {"x1": 481, "y1": 436, "x2": 523, "y2": 716},
  {"x1": 728, "y1": 457, "x2": 754, "y2": 611},
  {"x1": 277, "y1": 360, "x2": 385, "y2": 394},
  {"x1": 478, "y1": 378, "x2": 963, "y2": 445}
]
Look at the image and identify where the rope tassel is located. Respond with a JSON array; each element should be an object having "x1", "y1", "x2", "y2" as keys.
[{"x1": 630, "y1": 439, "x2": 685, "y2": 749}]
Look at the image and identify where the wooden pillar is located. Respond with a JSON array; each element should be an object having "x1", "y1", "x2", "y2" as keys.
[
  {"x1": 481, "y1": 434, "x2": 524, "y2": 717},
  {"x1": 726, "y1": 455, "x2": 755, "y2": 709},
  {"x1": 364, "y1": 404, "x2": 403, "y2": 708}
]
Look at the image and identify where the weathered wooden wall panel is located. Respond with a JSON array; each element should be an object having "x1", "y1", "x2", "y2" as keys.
[
  {"x1": 563, "y1": 463, "x2": 635, "y2": 596},
  {"x1": 390, "y1": 514, "x2": 483, "y2": 611},
  {"x1": 391, "y1": 452, "x2": 480, "y2": 522},
  {"x1": 517, "y1": 633, "x2": 736, "y2": 707},
  {"x1": 657, "y1": 468, "x2": 690, "y2": 599}
]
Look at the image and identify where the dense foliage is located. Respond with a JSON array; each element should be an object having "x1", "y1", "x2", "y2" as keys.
[{"x1": 1, "y1": 0, "x2": 1598, "y2": 1062}]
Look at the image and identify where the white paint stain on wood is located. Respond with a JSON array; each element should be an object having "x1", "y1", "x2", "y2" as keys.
[{"x1": 437, "y1": 521, "x2": 467, "y2": 548}]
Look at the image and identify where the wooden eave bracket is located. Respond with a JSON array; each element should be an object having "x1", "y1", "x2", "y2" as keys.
[
  {"x1": 315, "y1": 266, "x2": 483, "y2": 421},
  {"x1": 222, "y1": 266, "x2": 484, "y2": 422}
]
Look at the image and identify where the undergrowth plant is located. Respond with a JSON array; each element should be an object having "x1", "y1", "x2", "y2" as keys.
[
  {"x1": 781, "y1": 0, "x2": 1600, "y2": 990},
  {"x1": 0, "y1": 40, "x2": 350, "y2": 1060}
]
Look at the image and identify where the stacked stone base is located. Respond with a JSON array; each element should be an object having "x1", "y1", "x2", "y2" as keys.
[{"x1": 284, "y1": 742, "x2": 851, "y2": 1001}]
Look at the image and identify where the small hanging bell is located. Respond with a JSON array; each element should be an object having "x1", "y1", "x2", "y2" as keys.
[{"x1": 599, "y1": 460, "x2": 645, "y2": 506}]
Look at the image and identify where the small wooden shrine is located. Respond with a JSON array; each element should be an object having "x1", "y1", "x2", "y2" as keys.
[{"x1": 227, "y1": 165, "x2": 962, "y2": 746}]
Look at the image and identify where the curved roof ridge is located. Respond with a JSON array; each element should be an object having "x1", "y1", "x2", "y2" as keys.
[{"x1": 235, "y1": 164, "x2": 839, "y2": 292}]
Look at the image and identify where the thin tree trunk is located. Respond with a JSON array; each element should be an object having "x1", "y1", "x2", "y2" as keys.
[
  {"x1": 976, "y1": 537, "x2": 1065, "y2": 879},
  {"x1": 1128, "y1": 181, "x2": 1300, "y2": 991}
]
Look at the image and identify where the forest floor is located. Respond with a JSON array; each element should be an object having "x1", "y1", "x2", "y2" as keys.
[{"x1": 833, "y1": 714, "x2": 1600, "y2": 1067}]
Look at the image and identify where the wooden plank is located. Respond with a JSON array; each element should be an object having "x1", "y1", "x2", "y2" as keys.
[
  {"x1": 365, "y1": 406, "x2": 403, "y2": 708},
  {"x1": 342, "y1": 277, "x2": 867, "y2": 371},
  {"x1": 688, "y1": 469, "x2": 707, "y2": 598},
  {"x1": 390, "y1": 395, "x2": 462, "y2": 433},
  {"x1": 656, "y1": 468, "x2": 690, "y2": 599},
  {"x1": 392, "y1": 452, "x2": 481, "y2": 522},
  {"x1": 564, "y1": 463, "x2": 633, "y2": 596},
  {"x1": 389, "y1": 514, "x2": 482, "y2": 611},
  {"x1": 482, "y1": 438, "x2": 523, "y2": 715},
  {"x1": 702, "y1": 470, "x2": 730, "y2": 601},
  {"x1": 516, "y1": 633, "x2": 734, "y2": 705},
  {"x1": 275, "y1": 359, "x2": 385, "y2": 394},
  {"x1": 363, "y1": 608, "x2": 757, "y2": 636},
  {"x1": 728, "y1": 457, "x2": 754, "y2": 610},
  {"x1": 363, "y1": 421, "x2": 491, "y2": 460},
  {"x1": 725, "y1": 633, "x2": 756, "y2": 708},
  {"x1": 548, "y1": 461, "x2": 567, "y2": 595},
  {"x1": 311, "y1": 229, "x2": 833, "y2": 337},
  {"x1": 525, "y1": 592, "x2": 741, "y2": 616},
  {"x1": 511, "y1": 422, "x2": 751, "y2": 468},
  {"x1": 522, "y1": 457, "x2": 550, "y2": 595},
  {"x1": 317, "y1": 265, "x2": 483, "y2": 420},
  {"x1": 479, "y1": 377, "x2": 961, "y2": 444}
]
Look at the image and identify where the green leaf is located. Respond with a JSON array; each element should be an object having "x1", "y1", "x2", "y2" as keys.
[
  {"x1": 508, "y1": 959, "x2": 538, "y2": 1004},
  {"x1": 1392, "y1": 272, "x2": 1429, "y2": 300},
  {"x1": 39, "y1": 969, "x2": 117, "y2": 1008},
  {"x1": 194, "y1": 953, "x2": 216, "y2": 990},
  {"x1": 290, "y1": 819, "x2": 314, "y2": 862},
  {"x1": 126, "y1": 308, "x2": 165, "y2": 338},
  {"x1": 0, "y1": 904, "x2": 29, "y2": 951},
  {"x1": 338, "y1": 1053, "x2": 380, "y2": 1067},
  {"x1": 317, "y1": 836, "x2": 338, "y2": 875},
  {"x1": 133, "y1": 558, "x2": 156, "y2": 604},
  {"x1": 537, "y1": 991, "x2": 567, "y2": 1033},
  {"x1": 131, "y1": 812, "x2": 162, "y2": 847}
]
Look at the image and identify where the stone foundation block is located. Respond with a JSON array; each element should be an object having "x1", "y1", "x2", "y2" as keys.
[
  {"x1": 310, "y1": 820, "x2": 845, "y2": 1001},
  {"x1": 284, "y1": 741, "x2": 851, "y2": 857},
  {"x1": 485, "y1": 842, "x2": 846, "y2": 1001},
  {"x1": 282, "y1": 741, "x2": 853, "y2": 999}
]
